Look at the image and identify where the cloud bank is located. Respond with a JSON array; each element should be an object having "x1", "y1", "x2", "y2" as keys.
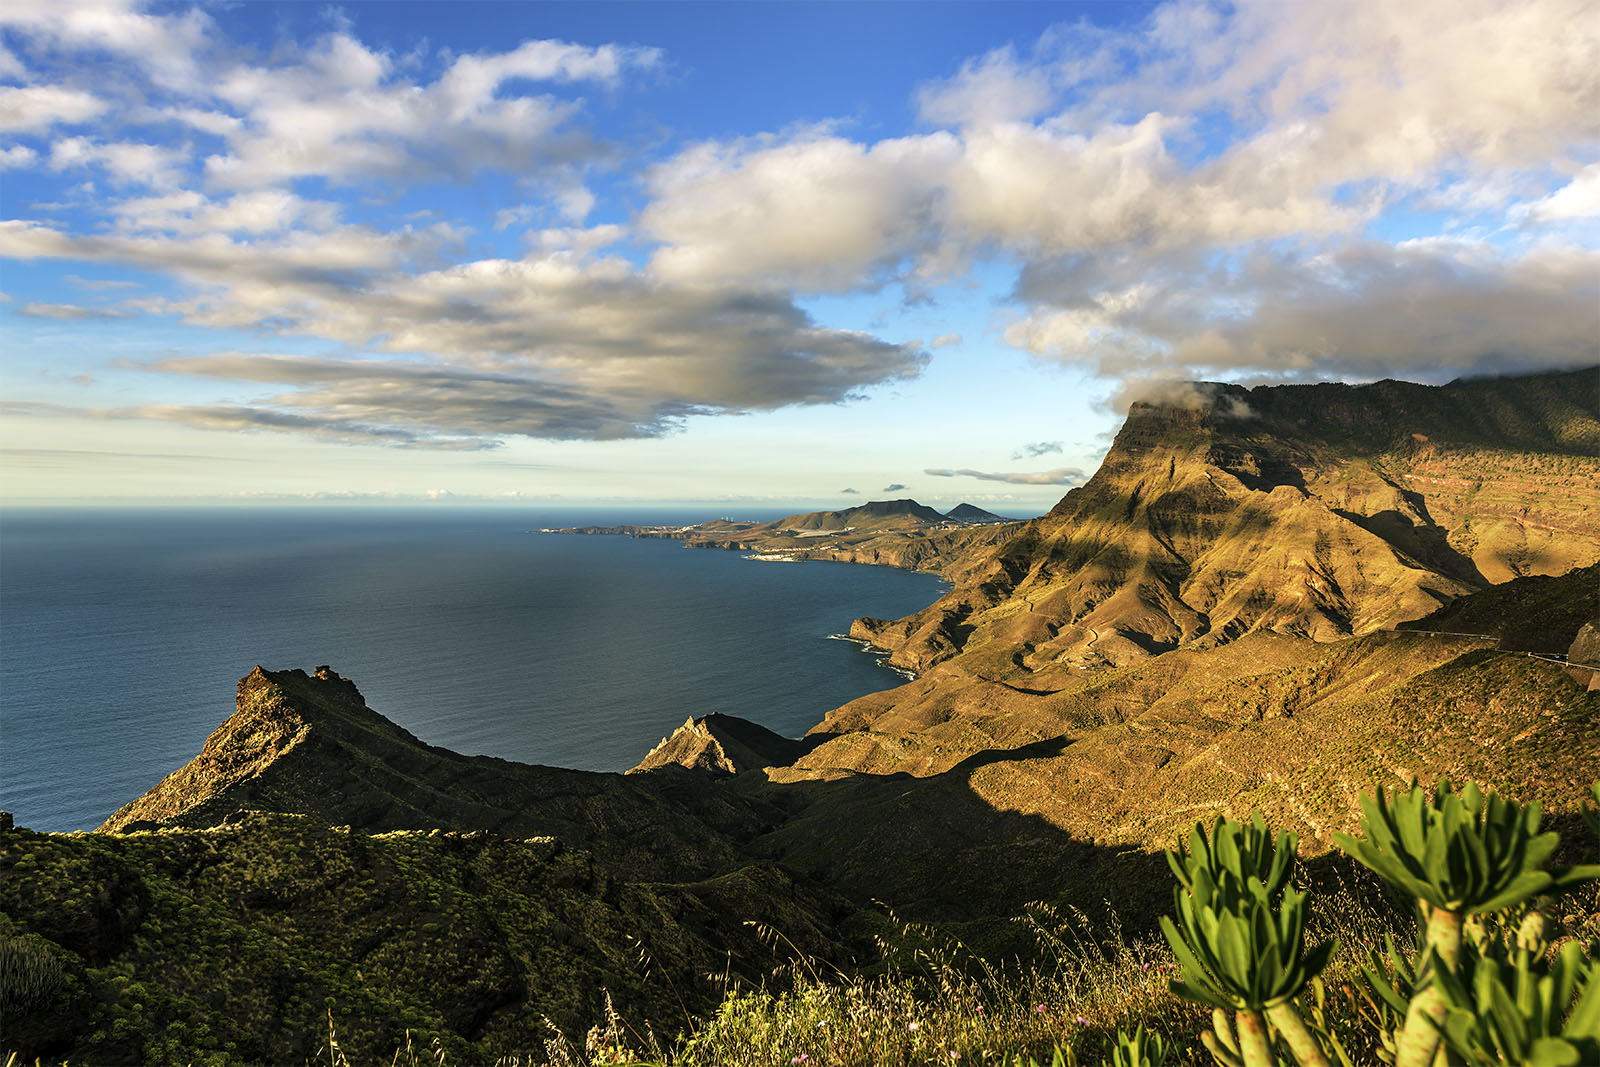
[{"x1": 1, "y1": 0, "x2": 1595, "y2": 453}]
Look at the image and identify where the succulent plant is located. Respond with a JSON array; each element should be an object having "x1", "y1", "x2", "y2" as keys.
[
  {"x1": 1167, "y1": 813, "x2": 1298, "y2": 903},
  {"x1": 1352, "y1": 932, "x2": 1420, "y2": 1065},
  {"x1": 1109, "y1": 1021, "x2": 1169, "y2": 1067},
  {"x1": 1161, "y1": 815, "x2": 1334, "y2": 1067},
  {"x1": 1333, "y1": 781, "x2": 1566, "y2": 920},
  {"x1": 1334, "y1": 780, "x2": 1600, "y2": 1067},
  {"x1": 1434, "y1": 913, "x2": 1600, "y2": 1067}
]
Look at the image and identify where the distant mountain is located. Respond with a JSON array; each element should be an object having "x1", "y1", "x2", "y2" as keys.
[
  {"x1": 854, "y1": 368, "x2": 1600, "y2": 675},
  {"x1": 776, "y1": 497, "x2": 948, "y2": 530},
  {"x1": 945, "y1": 503, "x2": 1010, "y2": 523}
]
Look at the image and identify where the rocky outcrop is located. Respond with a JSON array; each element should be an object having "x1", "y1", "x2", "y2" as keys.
[
  {"x1": 100, "y1": 665, "x2": 781, "y2": 882},
  {"x1": 631, "y1": 713, "x2": 816, "y2": 775},
  {"x1": 1568, "y1": 620, "x2": 1600, "y2": 691}
]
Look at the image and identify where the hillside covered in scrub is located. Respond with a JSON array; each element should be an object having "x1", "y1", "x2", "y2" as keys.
[{"x1": 3, "y1": 369, "x2": 1598, "y2": 1064}]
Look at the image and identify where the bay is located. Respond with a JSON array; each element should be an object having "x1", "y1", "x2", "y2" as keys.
[{"x1": 0, "y1": 507, "x2": 946, "y2": 831}]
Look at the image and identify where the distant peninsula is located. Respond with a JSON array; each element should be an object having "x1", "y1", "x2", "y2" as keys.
[{"x1": 545, "y1": 498, "x2": 1018, "y2": 575}]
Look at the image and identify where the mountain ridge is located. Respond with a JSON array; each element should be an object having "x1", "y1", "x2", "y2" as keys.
[{"x1": 851, "y1": 368, "x2": 1599, "y2": 678}]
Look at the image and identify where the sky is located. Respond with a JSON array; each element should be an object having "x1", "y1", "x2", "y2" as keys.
[{"x1": 0, "y1": 0, "x2": 1595, "y2": 511}]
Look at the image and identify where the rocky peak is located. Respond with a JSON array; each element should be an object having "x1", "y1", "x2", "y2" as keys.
[{"x1": 631, "y1": 713, "x2": 814, "y2": 775}]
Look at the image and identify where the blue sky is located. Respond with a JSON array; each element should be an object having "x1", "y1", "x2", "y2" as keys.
[{"x1": 1, "y1": 0, "x2": 1595, "y2": 510}]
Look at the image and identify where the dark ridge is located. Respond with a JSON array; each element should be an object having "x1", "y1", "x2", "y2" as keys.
[{"x1": 1399, "y1": 563, "x2": 1600, "y2": 652}]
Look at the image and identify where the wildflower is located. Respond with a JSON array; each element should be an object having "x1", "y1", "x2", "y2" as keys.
[
  {"x1": 974, "y1": 1004, "x2": 984, "y2": 1014},
  {"x1": 908, "y1": 1021, "x2": 920, "y2": 1031},
  {"x1": 789, "y1": 1056, "x2": 809, "y2": 1065},
  {"x1": 1035, "y1": 1003, "x2": 1047, "y2": 1013},
  {"x1": 1076, "y1": 1016, "x2": 1090, "y2": 1026}
]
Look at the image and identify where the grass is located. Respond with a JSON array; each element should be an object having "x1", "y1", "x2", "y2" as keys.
[
  {"x1": 421, "y1": 876, "x2": 1418, "y2": 1067},
  {"x1": 432, "y1": 874, "x2": 1598, "y2": 1067}
]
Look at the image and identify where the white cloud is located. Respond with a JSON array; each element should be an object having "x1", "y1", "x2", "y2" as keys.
[
  {"x1": 1012, "y1": 441, "x2": 1063, "y2": 459},
  {"x1": 16, "y1": 300, "x2": 127, "y2": 319},
  {"x1": 1105, "y1": 379, "x2": 1253, "y2": 416},
  {"x1": 643, "y1": 130, "x2": 960, "y2": 290},
  {"x1": 636, "y1": 0, "x2": 1598, "y2": 384},
  {"x1": 2, "y1": 217, "x2": 926, "y2": 442},
  {"x1": 49, "y1": 137, "x2": 186, "y2": 188},
  {"x1": 201, "y1": 33, "x2": 656, "y2": 190},
  {"x1": 925, "y1": 466, "x2": 1088, "y2": 486},
  {"x1": 0, "y1": 145, "x2": 38, "y2": 169},
  {"x1": 494, "y1": 205, "x2": 538, "y2": 231},
  {"x1": 111, "y1": 190, "x2": 342, "y2": 235},
  {"x1": 915, "y1": 46, "x2": 1055, "y2": 127},
  {"x1": 436, "y1": 38, "x2": 657, "y2": 107},
  {"x1": 0, "y1": 0, "x2": 212, "y2": 93},
  {"x1": 1517, "y1": 164, "x2": 1600, "y2": 224},
  {"x1": 929, "y1": 333, "x2": 962, "y2": 348},
  {"x1": 1008, "y1": 239, "x2": 1600, "y2": 382},
  {"x1": 0, "y1": 44, "x2": 25, "y2": 80},
  {"x1": 0, "y1": 85, "x2": 105, "y2": 131}
]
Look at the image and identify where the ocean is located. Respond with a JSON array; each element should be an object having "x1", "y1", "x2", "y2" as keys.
[{"x1": 0, "y1": 507, "x2": 946, "y2": 832}]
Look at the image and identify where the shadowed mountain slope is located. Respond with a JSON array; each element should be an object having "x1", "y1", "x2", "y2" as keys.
[
  {"x1": 1400, "y1": 562, "x2": 1600, "y2": 651},
  {"x1": 1, "y1": 814, "x2": 859, "y2": 1065}
]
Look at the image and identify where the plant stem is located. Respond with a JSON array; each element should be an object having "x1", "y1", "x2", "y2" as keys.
[
  {"x1": 1235, "y1": 1009, "x2": 1275, "y2": 1067},
  {"x1": 1392, "y1": 902, "x2": 1463, "y2": 1067},
  {"x1": 1266, "y1": 1001, "x2": 1332, "y2": 1067}
]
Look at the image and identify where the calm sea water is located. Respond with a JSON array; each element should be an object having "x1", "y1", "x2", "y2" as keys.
[{"x1": 0, "y1": 507, "x2": 945, "y2": 832}]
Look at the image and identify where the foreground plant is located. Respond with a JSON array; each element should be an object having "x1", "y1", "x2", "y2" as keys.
[
  {"x1": 1160, "y1": 814, "x2": 1335, "y2": 1067},
  {"x1": 1430, "y1": 909, "x2": 1600, "y2": 1066},
  {"x1": 1333, "y1": 781, "x2": 1598, "y2": 1067},
  {"x1": 1154, "y1": 780, "x2": 1600, "y2": 1067}
]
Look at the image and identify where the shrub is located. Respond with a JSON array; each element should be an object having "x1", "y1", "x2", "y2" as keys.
[{"x1": 0, "y1": 933, "x2": 65, "y2": 1012}]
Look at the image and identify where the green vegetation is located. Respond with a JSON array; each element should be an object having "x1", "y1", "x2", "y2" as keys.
[{"x1": 8, "y1": 782, "x2": 1594, "y2": 1066}]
